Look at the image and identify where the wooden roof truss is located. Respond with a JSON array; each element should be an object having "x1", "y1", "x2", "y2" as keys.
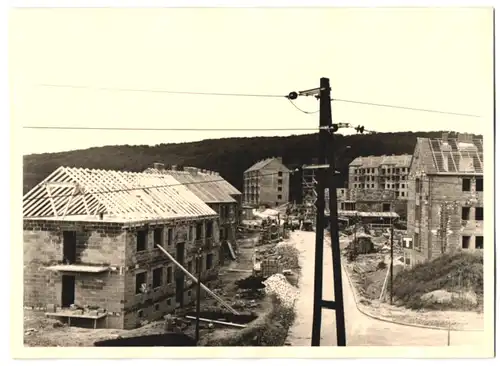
[
  {"x1": 23, "y1": 167, "x2": 217, "y2": 221},
  {"x1": 428, "y1": 138, "x2": 483, "y2": 174}
]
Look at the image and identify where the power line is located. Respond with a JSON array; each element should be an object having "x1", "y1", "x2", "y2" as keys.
[
  {"x1": 23, "y1": 170, "x2": 299, "y2": 203},
  {"x1": 39, "y1": 84, "x2": 288, "y2": 99},
  {"x1": 287, "y1": 98, "x2": 320, "y2": 114},
  {"x1": 38, "y1": 83, "x2": 480, "y2": 119},
  {"x1": 332, "y1": 98, "x2": 482, "y2": 118}
]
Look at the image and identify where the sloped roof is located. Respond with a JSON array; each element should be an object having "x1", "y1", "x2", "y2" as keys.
[
  {"x1": 195, "y1": 169, "x2": 241, "y2": 196},
  {"x1": 244, "y1": 157, "x2": 289, "y2": 173},
  {"x1": 144, "y1": 168, "x2": 237, "y2": 203},
  {"x1": 417, "y1": 137, "x2": 483, "y2": 174},
  {"x1": 349, "y1": 154, "x2": 412, "y2": 168},
  {"x1": 23, "y1": 167, "x2": 217, "y2": 223}
]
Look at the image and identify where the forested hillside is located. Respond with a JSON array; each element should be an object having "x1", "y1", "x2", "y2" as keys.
[{"x1": 23, "y1": 131, "x2": 473, "y2": 202}]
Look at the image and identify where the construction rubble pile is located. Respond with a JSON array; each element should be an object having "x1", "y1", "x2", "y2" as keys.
[
  {"x1": 254, "y1": 243, "x2": 299, "y2": 272},
  {"x1": 274, "y1": 242, "x2": 300, "y2": 270},
  {"x1": 263, "y1": 274, "x2": 300, "y2": 309},
  {"x1": 341, "y1": 225, "x2": 406, "y2": 259}
]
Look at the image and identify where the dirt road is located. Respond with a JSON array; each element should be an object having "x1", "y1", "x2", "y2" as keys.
[{"x1": 286, "y1": 231, "x2": 485, "y2": 347}]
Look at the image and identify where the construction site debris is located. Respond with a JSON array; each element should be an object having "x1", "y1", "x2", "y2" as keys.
[
  {"x1": 185, "y1": 311, "x2": 257, "y2": 325},
  {"x1": 185, "y1": 315, "x2": 246, "y2": 328},
  {"x1": 263, "y1": 274, "x2": 299, "y2": 309},
  {"x1": 236, "y1": 275, "x2": 266, "y2": 290}
]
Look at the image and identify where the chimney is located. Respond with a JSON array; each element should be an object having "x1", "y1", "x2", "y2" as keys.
[
  {"x1": 457, "y1": 133, "x2": 472, "y2": 143},
  {"x1": 276, "y1": 157, "x2": 283, "y2": 163},
  {"x1": 171, "y1": 164, "x2": 177, "y2": 171},
  {"x1": 441, "y1": 132, "x2": 448, "y2": 143},
  {"x1": 153, "y1": 162, "x2": 165, "y2": 171}
]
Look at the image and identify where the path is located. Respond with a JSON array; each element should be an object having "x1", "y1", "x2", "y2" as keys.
[{"x1": 286, "y1": 231, "x2": 485, "y2": 346}]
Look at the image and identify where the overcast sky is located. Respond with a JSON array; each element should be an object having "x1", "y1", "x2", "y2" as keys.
[{"x1": 9, "y1": 7, "x2": 493, "y2": 155}]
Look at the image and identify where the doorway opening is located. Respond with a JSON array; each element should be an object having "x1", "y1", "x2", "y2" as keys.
[
  {"x1": 61, "y1": 275, "x2": 75, "y2": 308},
  {"x1": 63, "y1": 231, "x2": 77, "y2": 264}
]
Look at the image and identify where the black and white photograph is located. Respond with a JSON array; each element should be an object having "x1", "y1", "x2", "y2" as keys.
[{"x1": 8, "y1": 2, "x2": 495, "y2": 360}]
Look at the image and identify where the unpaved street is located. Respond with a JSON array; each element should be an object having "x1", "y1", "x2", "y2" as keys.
[{"x1": 286, "y1": 231, "x2": 485, "y2": 346}]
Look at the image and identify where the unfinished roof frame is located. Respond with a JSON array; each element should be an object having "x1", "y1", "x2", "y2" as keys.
[
  {"x1": 428, "y1": 138, "x2": 483, "y2": 174},
  {"x1": 23, "y1": 167, "x2": 218, "y2": 225}
]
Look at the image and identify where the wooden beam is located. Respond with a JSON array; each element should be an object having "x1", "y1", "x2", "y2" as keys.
[
  {"x1": 184, "y1": 315, "x2": 246, "y2": 328},
  {"x1": 81, "y1": 189, "x2": 91, "y2": 216},
  {"x1": 156, "y1": 244, "x2": 239, "y2": 315},
  {"x1": 45, "y1": 185, "x2": 58, "y2": 217},
  {"x1": 61, "y1": 186, "x2": 77, "y2": 219},
  {"x1": 45, "y1": 182, "x2": 78, "y2": 188}
]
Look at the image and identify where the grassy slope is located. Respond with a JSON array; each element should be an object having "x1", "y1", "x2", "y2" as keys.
[{"x1": 393, "y1": 252, "x2": 483, "y2": 310}]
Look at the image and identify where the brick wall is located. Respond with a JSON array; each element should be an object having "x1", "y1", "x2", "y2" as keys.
[
  {"x1": 122, "y1": 218, "x2": 220, "y2": 329},
  {"x1": 405, "y1": 142, "x2": 426, "y2": 266},
  {"x1": 23, "y1": 219, "x2": 127, "y2": 328},
  {"x1": 406, "y1": 171, "x2": 484, "y2": 266},
  {"x1": 428, "y1": 175, "x2": 484, "y2": 258},
  {"x1": 348, "y1": 188, "x2": 396, "y2": 201}
]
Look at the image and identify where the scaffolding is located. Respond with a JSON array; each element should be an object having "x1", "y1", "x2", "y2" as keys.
[{"x1": 302, "y1": 164, "x2": 329, "y2": 224}]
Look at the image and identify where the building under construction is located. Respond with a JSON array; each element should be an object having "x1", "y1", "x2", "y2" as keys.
[{"x1": 22, "y1": 167, "x2": 226, "y2": 330}]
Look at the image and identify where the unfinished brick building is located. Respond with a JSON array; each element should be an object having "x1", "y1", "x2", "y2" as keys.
[
  {"x1": 405, "y1": 133, "x2": 484, "y2": 267},
  {"x1": 347, "y1": 154, "x2": 411, "y2": 219},
  {"x1": 348, "y1": 154, "x2": 412, "y2": 198},
  {"x1": 335, "y1": 188, "x2": 407, "y2": 220},
  {"x1": 23, "y1": 167, "x2": 221, "y2": 329},
  {"x1": 144, "y1": 163, "x2": 241, "y2": 264}
]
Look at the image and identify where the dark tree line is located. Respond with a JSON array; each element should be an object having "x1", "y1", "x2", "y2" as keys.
[{"x1": 23, "y1": 131, "x2": 477, "y2": 202}]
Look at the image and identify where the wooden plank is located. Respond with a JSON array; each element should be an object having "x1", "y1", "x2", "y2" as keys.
[
  {"x1": 81, "y1": 191, "x2": 91, "y2": 215},
  {"x1": 46, "y1": 182, "x2": 78, "y2": 188},
  {"x1": 45, "y1": 312, "x2": 107, "y2": 320},
  {"x1": 185, "y1": 315, "x2": 246, "y2": 328},
  {"x1": 45, "y1": 185, "x2": 58, "y2": 217},
  {"x1": 156, "y1": 244, "x2": 239, "y2": 315},
  {"x1": 61, "y1": 186, "x2": 77, "y2": 219}
]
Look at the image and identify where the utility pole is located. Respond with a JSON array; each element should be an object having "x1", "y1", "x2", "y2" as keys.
[
  {"x1": 326, "y1": 96, "x2": 347, "y2": 347},
  {"x1": 307, "y1": 77, "x2": 346, "y2": 347},
  {"x1": 310, "y1": 78, "x2": 329, "y2": 346},
  {"x1": 290, "y1": 79, "x2": 348, "y2": 347}
]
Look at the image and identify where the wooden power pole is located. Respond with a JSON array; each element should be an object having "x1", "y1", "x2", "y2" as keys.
[{"x1": 308, "y1": 77, "x2": 347, "y2": 346}]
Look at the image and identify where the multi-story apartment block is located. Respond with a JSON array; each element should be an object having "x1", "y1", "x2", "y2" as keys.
[
  {"x1": 23, "y1": 167, "x2": 220, "y2": 329},
  {"x1": 404, "y1": 133, "x2": 483, "y2": 267},
  {"x1": 348, "y1": 154, "x2": 412, "y2": 199},
  {"x1": 346, "y1": 154, "x2": 412, "y2": 219},
  {"x1": 243, "y1": 157, "x2": 290, "y2": 207}
]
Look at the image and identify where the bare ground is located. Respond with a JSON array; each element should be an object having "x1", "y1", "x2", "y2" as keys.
[
  {"x1": 336, "y1": 231, "x2": 483, "y2": 331},
  {"x1": 24, "y1": 232, "x2": 300, "y2": 347},
  {"x1": 344, "y1": 257, "x2": 484, "y2": 330}
]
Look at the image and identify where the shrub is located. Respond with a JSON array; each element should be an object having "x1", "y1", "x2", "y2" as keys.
[
  {"x1": 203, "y1": 295, "x2": 296, "y2": 346},
  {"x1": 393, "y1": 252, "x2": 483, "y2": 310}
]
